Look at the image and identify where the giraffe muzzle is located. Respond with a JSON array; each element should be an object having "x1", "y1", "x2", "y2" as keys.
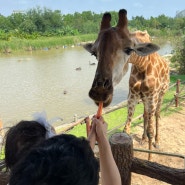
[{"x1": 89, "y1": 78, "x2": 113, "y2": 107}]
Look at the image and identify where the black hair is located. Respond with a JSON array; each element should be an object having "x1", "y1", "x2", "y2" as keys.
[
  {"x1": 9, "y1": 134, "x2": 99, "y2": 185},
  {"x1": 5, "y1": 120, "x2": 47, "y2": 169}
]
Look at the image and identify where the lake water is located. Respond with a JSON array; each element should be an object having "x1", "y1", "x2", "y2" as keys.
[{"x1": 0, "y1": 42, "x2": 173, "y2": 127}]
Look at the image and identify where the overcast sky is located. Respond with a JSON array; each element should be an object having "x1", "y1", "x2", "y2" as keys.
[{"x1": 0, "y1": 0, "x2": 184, "y2": 19}]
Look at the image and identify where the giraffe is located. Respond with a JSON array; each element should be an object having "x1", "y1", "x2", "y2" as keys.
[
  {"x1": 124, "y1": 30, "x2": 170, "y2": 160},
  {"x1": 84, "y1": 9, "x2": 170, "y2": 160}
]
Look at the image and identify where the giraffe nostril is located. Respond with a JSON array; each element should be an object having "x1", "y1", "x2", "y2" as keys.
[{"x1": 103, "y1": 79, "x2": 111, "y2": 88}]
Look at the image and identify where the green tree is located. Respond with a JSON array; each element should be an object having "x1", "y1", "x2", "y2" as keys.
[
  {"x1": 0, "y1": 15, "x2": 13, "y2": 31},
  {"x1": 171, "y1": 38, "x2": 185, "y2": 74},
  {"x1": 26, "y1": 7, "x2": 45, "y2": 32},
  {"x1": 42, "y1": 9, "x2": 63, "y2": 32},
  {"x1": 155, "y1": 14, "x2": 170, "y2": 29},
  {"x1": 130, "y1": 16, "x2": 147, "y2": 30},
  {"x1": 7, "y1": 13, "x2": 26, "y2": 29},
  {"x1": 175, "y1": 18, "x2": 185, "y2": 31},
  {"x1": 19, "y1": 19, "x2": 37, "y2": 33},
  {"x1": 1, "y1": 7, "x2": 185, "y2": 39},
  {"x1": 149, "y1": 17, "x2": 160, "y2": 29}
]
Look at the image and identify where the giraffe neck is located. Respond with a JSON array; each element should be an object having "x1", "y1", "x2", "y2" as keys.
[
  {"x1": 129, "y1": 53, "x2": 154, "y2": 72},
  {"x1": 128, "y1": 31, "x2": 156, "y2": 72}
]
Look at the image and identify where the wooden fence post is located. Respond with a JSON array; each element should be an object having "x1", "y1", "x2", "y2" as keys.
[
  {"x1": 109, "y1": 132, "x2": 133, "y2": 185},
  {"x1": 175, "y1": 79, "x2": 180, "y2": 107},
  {"x1": 84, "y1": 116, "x2": 90, "y2": 137}
]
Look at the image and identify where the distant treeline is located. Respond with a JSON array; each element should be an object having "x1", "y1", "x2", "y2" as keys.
[{"x1": 0, "y1": 6, "x2": 185, "y2": 40}]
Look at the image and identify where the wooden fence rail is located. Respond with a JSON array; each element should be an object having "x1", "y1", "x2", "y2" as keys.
[
  {"x1": 133, "y1": 148, "x2": 185, "y2": 168},
  {"x1": 110, "y1": 133, "x2": 185, "y2": 185}
]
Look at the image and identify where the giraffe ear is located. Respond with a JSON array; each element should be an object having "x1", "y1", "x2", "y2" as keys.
[
  {"x1": 83, "y1": 43, "x2": 97, "y2": 57},
  {"x1": 83, "y1": 43, "x2": 93, "y2": 53},
  {"x1": 133, "y1": 43, "x2": 160, "y2": 56}
]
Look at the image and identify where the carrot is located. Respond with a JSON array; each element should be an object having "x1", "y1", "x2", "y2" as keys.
[{"x1": 96, "y1": 102, "x2": 103, "y2": 119}]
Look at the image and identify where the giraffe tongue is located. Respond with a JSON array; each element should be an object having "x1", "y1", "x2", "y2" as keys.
[{"x1": 96, "y1": 102, "x2": 103, "y2": 119}]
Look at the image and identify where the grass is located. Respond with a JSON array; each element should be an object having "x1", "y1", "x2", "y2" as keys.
[
  {"x1": 0, "y1": 34, "x2": 97, "y2": 53},
  {"x1": 170, "y1": 75, "x2": 185, "y2": 83},
  {"x1": 0, "y1": 34, "x2": 180, "y2": 54}
]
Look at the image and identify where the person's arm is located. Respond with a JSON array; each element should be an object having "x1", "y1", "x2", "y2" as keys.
[
  {"x1": 86, "y1": 117, "x2": 96, "y2": 150},
  {"x1": 92, "y1": 117, "x2": 121, "y2": 185}
]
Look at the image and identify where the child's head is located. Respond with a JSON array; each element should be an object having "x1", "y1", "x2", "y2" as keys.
[
  {"x1": 5, "y1": 121, "x2": 47, "y2": 169},
  {"x1": 5, "y1": 112, "x2": 56, "y2": 170},
  {"x1": 9, "y1": 134, "x2": 100, "y2": 185}
]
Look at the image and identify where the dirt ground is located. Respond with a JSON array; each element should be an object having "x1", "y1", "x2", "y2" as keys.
[{"x1": 131, "y1": 107, "x2": 185, "y2": 185}]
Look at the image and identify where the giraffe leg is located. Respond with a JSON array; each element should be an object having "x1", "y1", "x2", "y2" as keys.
[
  {"x1": 123, "y1": 106, "x2": 133, "y2": 134},
  {"x1": 123, "y1": 121, "x2": 131, "y2": 134},
  {"x1": 154, "y1": 111, "x2": 160, "y2": 149},
  {"x1": 123, "y1": 93, "x2": 139, "y2": 134},
  {"x1": 147, "y1": 116, "x2": 155, "y2": 161},
  {"x1": 148, "y1": 136, "x2": 153, "y2": 161},
  {"x1": 154, "y1": 94, "x2": 164, "y2": 149},
  {"x1": 140, "y1": 108, "x2": 148, "y2": 145},
  {"x1": 146, "y1": 96, "x2": 157, "y2": 161}
]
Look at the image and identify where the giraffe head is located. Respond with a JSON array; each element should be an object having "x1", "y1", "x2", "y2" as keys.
[{"x1": 84, "y1": 9, "x2": 159, "y2": 107}]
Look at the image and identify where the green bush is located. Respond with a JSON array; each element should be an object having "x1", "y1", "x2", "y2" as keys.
[{"x1": 171, "y1": 37, "x2": 185, "y2": 74}]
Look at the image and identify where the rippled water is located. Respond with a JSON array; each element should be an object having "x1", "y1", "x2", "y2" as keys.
[
  {"x1": 0, "y1": 42, "x2": 173, "y2": 127},
  {"x1": 0, "y1": 46, "x2": 130, "y2": 127}
]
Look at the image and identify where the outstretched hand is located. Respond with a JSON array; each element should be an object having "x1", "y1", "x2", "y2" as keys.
[
  {"x1": 91, "y1": 116, "x2": 107, "y2": 142},
  {"x1": 88, "y1": 116, "x2": 108, "y2": 150}
]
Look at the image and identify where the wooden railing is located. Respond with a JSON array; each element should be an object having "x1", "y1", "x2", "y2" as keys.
[{"x1": 110, "y1": 133, "x2": 185, "y2": 185}]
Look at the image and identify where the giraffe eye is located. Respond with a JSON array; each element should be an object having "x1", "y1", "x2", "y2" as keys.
[{"x1": 124, "y1": 47, "x2": 133, "y2": 55}]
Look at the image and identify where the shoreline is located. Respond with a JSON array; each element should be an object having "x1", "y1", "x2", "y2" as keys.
[{"x1": 0, "y1": 34, "x2": 96, "y2": 54}]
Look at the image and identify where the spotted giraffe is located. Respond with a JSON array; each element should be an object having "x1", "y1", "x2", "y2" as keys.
[
  {"x1": 124, "y1": 30, "x2": 170, "y2": 160},
  {"x1": 84, "y1": 9, "x2": 169, "y2": 160}
]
